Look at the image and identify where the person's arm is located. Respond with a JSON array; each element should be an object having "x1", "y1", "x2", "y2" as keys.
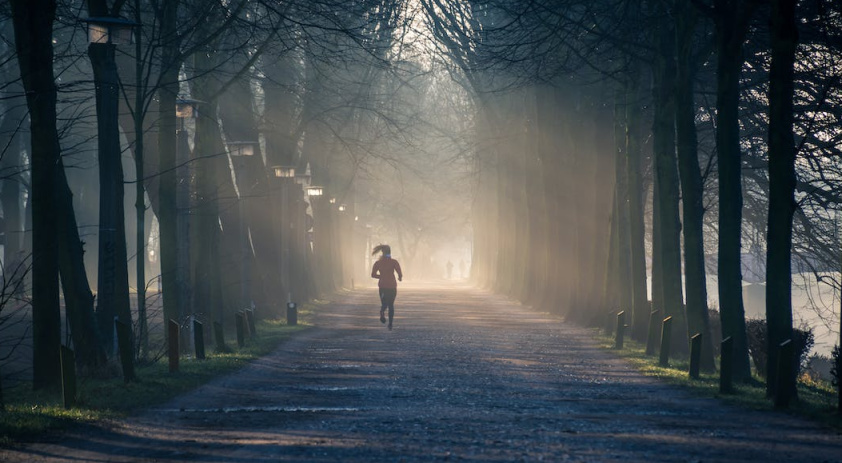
[
  {"x1": 395, "y1": 261, "x2": 403, "y2": 281},
  {"x1": 371, "y1": 262, "x2": 380, "y2": 279}
]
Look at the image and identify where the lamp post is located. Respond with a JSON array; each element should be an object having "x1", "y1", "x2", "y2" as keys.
[
  {"x1": 307, "y1": 186, "x2": 328, "y2": 291},
  {"x1": 85, "y1": 16, "x2": 138, "y2": 355},
  {"x1": 336, "y1": 204, "x2": 349, "y2": 287},
  {"x1": 175, "y1": 99, "x2": 200, "y2": 341},
  {"x1": 272, "y1": 166, "x2": 296, "y2": 303},
  {"x1": 228, "y1": 141, "x2": 259, "y2": 310}
]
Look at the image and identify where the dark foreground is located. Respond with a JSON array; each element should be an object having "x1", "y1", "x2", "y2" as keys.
[{"x1": 4, "y1": 283, "x2": 842, "y2": 462}]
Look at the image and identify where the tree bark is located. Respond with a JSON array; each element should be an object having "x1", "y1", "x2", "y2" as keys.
[
  {"x1": 652, "y1": 21, "x2": 688, "y2": 352},
  {"x1": 11, "y1": 0, "x2": 62, "y2": 389},
  {"x1": 615, "y1": 87, "x2": 633, "y2": 320},
  {"x1": 714, "y1": 0, "x2": 755, "y2": 381},
  {"x1": 625, "y1": 72, "x2": 649, "y2": 342},
  {"x1": 0, "y1": 45, "x2": 26, "y2": 277},
  {"x1": 157, "y1": 0, "x2": 182, "y2": 329},
  {"x1": 675, "y1": 0, "x2": 715, "y2": 371},
  {"x1": 765, "y1": 0, "x2": 798, "y2": 403}
]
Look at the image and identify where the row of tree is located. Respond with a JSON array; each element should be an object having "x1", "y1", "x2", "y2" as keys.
[
  {"x1": 431, "y1": 0, "x2": 842, "y2": 407},
  {"x1": 3, "y1": 0, "x2": 458, "y2": 392}
]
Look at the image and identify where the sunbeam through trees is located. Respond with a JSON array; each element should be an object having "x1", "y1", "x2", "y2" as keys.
[{"x1": 2, "y1": 0, "x2": 842, "y2": 457}]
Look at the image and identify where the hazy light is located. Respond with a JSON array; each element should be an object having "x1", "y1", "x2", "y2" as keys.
[
  {"x1": 227, "y1": 141, "x2": 257, "y2": 157},
  {"x1": 307, "y1": 186, "x2": 324, "y2": 197},
  {"x1": 273, "y1": 165, "x2": 296, "y2": 178},
  {"x1": 84, "y1": 17, "x2": 137, "y2": 45}
]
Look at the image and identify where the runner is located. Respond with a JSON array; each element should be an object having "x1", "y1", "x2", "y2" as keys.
[{"x1": 371, "y1": 244, "x2": 402, "y2": 330}]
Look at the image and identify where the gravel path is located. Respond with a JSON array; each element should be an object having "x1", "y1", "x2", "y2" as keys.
[{"x1": 4, "y1": 283, "x2": 842, "y2": 462}]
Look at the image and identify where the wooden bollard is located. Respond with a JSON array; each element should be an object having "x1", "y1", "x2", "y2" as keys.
[
  {"x1": 645, "y1": 310, "x2": 661, "y2": 355},
  {"x1": 213, "y1": 321, "x2": 227, "y2": 353},
  {"x1": 59, "y1": 345, "x2": 76, "y2": 409},
  {"x1": 720, "y1": 336, "x2": 733, "y2": 393},
  {"x1": 245, "y1": 309, "x2": 257, "y2": 338},
  {"x1": 194, "y1": 320, "x2": 205, "y2": 360},
  {"x1": 689, "y1": 333, "x2": 702, "y2": 379},
  {"x1": 168, "y1": 319, "x2": 179, "y2": 373},
  {"x1": 287, "y1": 302, "x2": 298, "y2": 326},
  {"x1": 235, "y1": 312, "x2": 246, "y2": 348},
  {"x1": 775, "y1": 339, "x2": 795, "y2": 409},
  {"x1": 115, "y1": 319, "x2": 136, "y2": 382},
  {"x1": 614, "y1": 311, "x2": 626, "y2": 350},
  {"x1": 659, "y1": 316, "x2": 673, "y2": 367}
]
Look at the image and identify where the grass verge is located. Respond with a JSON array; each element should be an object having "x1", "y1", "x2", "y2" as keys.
[
  {"x1": 0, "y1": 304, "x2": 316, "y2": 445},
  {"x1": 596, "y1": 332, "x2": 842, "y2": 429}
]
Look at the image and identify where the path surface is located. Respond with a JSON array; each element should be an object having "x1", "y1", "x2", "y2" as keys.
[{"x1": 4, "y1": 283, "x2": 842, "y2": 462}]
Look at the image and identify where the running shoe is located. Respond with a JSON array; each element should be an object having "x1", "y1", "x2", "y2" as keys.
[{"x1": 380, "y1": 310, "x2": 386, "y2": 324}]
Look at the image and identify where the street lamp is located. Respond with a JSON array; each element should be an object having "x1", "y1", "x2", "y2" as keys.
[
  {"x1": 176, "y1": 98, "x2": 201, "y2": 121},
  {"x1": 85, "y1": 15, "x2": 140, "y2": 357},
  {"x1": 226, "y1": 140, "x2": 259, "y2": 311},
  {"x1": 174, "y1": 99, "x2": 200, "y2": 327},
  {"x1": 227, "y1": 141, "x2": 258, "y2": 157},
  {"x1": 307, "y1": 186, "x2": 324, "y2": 197},
  {"x1": 272, "y1": 165, "x2": 296, "y2": 178},
  {"x1": 338, "y1": 204, "x2": 347, "y2": 212},
  {"x1": 84, "y1": 17, "x2": 138, "y2": 45},
  {"x1": 329, "y1": 197, "x2": 337, "y2": 204}
]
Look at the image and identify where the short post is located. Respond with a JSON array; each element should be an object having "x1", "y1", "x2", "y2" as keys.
[
  {"x1": 245, "y1": 309, "x2": 257, "y2": 338},
  {"x1": 115, "y1": 319, "x2": 136, "y2": 382},
  {"x1": 689, "y1": 333, "x2": 702, "y2": 379},
  {"x1": 720, "y1": 336, "x2": 734, "y2": 394},
  {"x1": 193, "y1": 319, "x2": 205, "y2": 360},
  {"x1": 658, "y1": 316, "x2": 673, "y2": 367},
  {"x1": 645, "y1": 309, "x2": 660, "y2": 355},
  {"x1": 168, "y1": 319, "x2": 179, "y2": 373},
  {"x1": 775, "y1": 339, "x2": 795, "y2": 408},
  {"x1": 213, "y1": 321, "x2": 227, "y2": 353},
  {"x1": 614, "y1": 311, "x2": 626, "y2": 350},
  {"x1": 59, "y1": 345, "x2": 76, "y2": 409},
  {"x1": 287, "y1": 302, "x2": 298, "y2": 326},
  {"x1": 235, "y1": 311, "x2": 246, "y2": 347}
]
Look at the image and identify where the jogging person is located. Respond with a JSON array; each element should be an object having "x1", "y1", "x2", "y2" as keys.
[{"x1": 371, "y1": 244, "x2": 402, "y2": 330}]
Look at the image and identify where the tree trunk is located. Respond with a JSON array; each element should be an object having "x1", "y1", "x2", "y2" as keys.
[
  {"x1": 189, "y1": 31, "x2": 228, "y2": 333},
  {"x1": 625, "y1": 72, "x2": 649, "y2": 342},
  {"x1": 615, "y1": 87, "x2": 633, "y2": 319},
  {"x1": 0, "y1": 54, "x2": 25, "y2": 279},
  {"x1": 765, "y1": 0, "x2": 798, "y2": 403},
  {"x1": 714, "y1": 2, "x2": 753, "y2": 381},
  {"x1": 11, "y1": 0, "x2": 62, "y2": 389},
  {"x1": 157, "y1": 0, "x2": 182, "y2": 329},
  {"x1": 675, "y1": 0, "x2": 715, "y2": 371},
  {"x1": 652, "y1": 21, "x2": 688, "y2": 353},
  {"x1": 55, "y1": 161, "x2": 107, "y2": 371},
  {"x1": 132, "y1": 0, "x2": 148, "y2": 357}
]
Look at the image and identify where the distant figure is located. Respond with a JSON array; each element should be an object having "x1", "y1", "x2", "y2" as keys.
[
  {"x1": 459, "y1": 260, "x2": 466, "y2": 279},
  {"x1": 446, "y1": 260, "x2": 453, "y2": 279},
  {"x1": 371, "y1": 244, "x2": 403, "y2": 331}
]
